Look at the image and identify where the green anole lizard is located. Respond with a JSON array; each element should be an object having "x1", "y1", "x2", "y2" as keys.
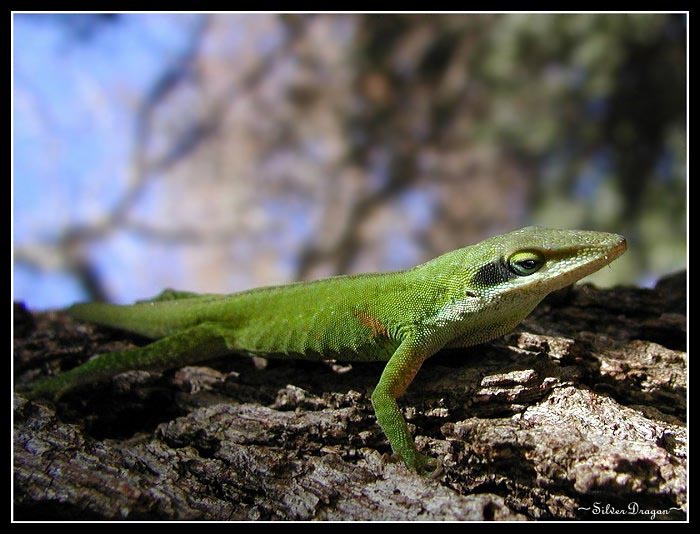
[{"x1": 25, "y1": 226, "x2": 626, "y2": 475}]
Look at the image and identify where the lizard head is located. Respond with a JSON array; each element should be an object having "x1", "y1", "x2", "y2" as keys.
[{"x1": 461, "y1": 226, "x2": 627, "y2": 301}]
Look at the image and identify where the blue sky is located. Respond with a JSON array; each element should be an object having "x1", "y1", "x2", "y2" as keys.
[{"x1": 13, "y1": 14, "x2": 204, "y2": 309}]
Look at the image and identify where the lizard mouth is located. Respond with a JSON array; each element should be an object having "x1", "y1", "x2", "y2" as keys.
[
  {"x1": 595, "y1": 234, "x2": 627, "y2": 268},
  {"x1": 609, "y1": 235, "x2": 628, "y2": 259},
  {"x1": 569, "y1": 233, "x2": 628, "y2": 280}
]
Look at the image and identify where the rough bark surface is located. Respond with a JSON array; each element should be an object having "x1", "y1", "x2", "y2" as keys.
[{"x1": 13, "y1": 271, "x2": 687, "y2": 521}]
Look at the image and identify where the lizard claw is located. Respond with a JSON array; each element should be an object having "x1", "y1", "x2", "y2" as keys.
[
  {"x1": 413, "y1": 452, "x2": 443, "y2": 478},
  {"x1": 380, "y1": 450, "x2": 442, "y2": 477},
  {"x1": 392, "y1": 450, "x2": 443, "y2": 477}
]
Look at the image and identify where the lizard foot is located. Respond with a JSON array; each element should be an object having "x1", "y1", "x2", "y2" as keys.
[
  {"x1": 396, "y1": 451, "x2": 443, "y2": 477},
  {"x1": 379, "y1": 450, "x2": 442, "y2": 477},
  {"x1": 21, "y1": 375, "x2": 71, "y2": 402},
  {"x1": 412, "y1": 451, "x2": 443, "y2": 478}
]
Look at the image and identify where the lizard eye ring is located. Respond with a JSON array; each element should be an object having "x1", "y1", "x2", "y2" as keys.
[{"x1": 508, "y1": 250, "x2": 545, "y2": 276}]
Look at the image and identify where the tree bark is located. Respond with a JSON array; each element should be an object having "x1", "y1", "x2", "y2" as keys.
[{"x1": 13, "y1": 271, "x2": 686, "y2": 521}]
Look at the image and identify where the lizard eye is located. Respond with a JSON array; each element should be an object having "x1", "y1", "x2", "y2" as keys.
[{"x1": 508, "y1": 251, "x2": 545, "y2": 276}]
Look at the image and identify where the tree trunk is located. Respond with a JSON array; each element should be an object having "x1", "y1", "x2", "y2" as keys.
[{"x1": 13, "y1": 272, "x2": 686, "y2": 520}]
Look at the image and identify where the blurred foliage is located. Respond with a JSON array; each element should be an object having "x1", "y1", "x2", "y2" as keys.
[
  {"x1": 13, "y1": 13, "x2": 686, "y2": 306},
  {"x1": 348, "y1": 14, "x2": 686, "y2": 286}
]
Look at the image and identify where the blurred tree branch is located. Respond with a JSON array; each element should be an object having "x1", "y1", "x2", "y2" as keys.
[
  {"x1": 14, "y1": 14, "x2": 686, "y2": 305},
  {"x1": 14, "y1": 14, "x2": 309, "y2": 301}
]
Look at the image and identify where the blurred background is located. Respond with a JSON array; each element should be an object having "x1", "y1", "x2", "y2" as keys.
[{"x1": 13, "y1": 13, "x2": 687, "y2": 310}]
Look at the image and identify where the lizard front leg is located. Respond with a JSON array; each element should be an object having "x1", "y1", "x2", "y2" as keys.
[{"x1": 371, "y1": 335, "x2": 442, "y2": 475}]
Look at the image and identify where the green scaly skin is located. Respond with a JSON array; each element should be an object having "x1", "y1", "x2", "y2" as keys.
[{"x1": 24, "y1": 226, "x2": 627, "y2": 475}]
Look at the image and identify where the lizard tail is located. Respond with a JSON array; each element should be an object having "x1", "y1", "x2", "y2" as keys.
[{"x1": 68, "y1": 302, "x2": 185, "y2": 339}]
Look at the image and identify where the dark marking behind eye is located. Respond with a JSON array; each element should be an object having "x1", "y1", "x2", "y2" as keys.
[{"x1": 472, "y1": 260, "x2": 516, "y2": 287}]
